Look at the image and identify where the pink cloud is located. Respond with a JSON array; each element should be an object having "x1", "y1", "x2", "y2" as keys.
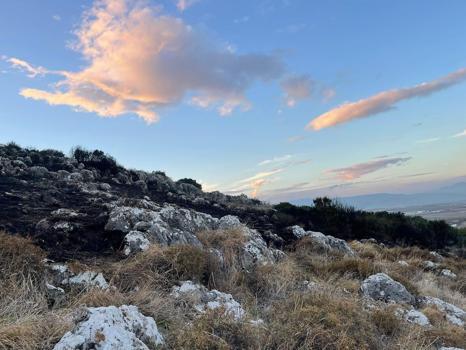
[
  {"x1": 328, "y1": 157, "x2": 411, "y2": 181},
  {"x1": 11, "y1": 0, "x2": 284, "y2": 123},
  {"x1": 307, "y1": 68, "x2": 466, "y2": 130},
  {"x1": 6, "y1": 57, "x2": 47, "y2": 78}
]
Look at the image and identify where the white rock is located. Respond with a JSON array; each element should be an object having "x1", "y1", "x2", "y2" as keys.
[
  {"x1": 217, "y1": 215, "x2": 242, "y2": 229},
  {"x1": 290, "y1": 225, "x2": 308, "y2": 239},
  {"x1": 439, "y1": 347, "x2": 464, "y2": 350},
  {"x1": 308, "y1": 231, "x2": 356, "y2": 256},
  {"x1": 421, "y1": 296, "x2": 465, "y2": 326},
  {"x1": 53, "y1": 305, "x2": 164, "y2": 350},
  {"x1": 423, "y1": 260, "x2": 440, "y2": 270},
  {"x1": 397, "y1": 309, "x2": 430, "y2": 326},
  {"x1": 361, "y1": 273, "x2": 415, "y2": 305},
  {"x1": 66, "y1": 271, "x2": 109, "y2": 290},
  {"x1": 289, "y1": 226, "x2": 355, "y2": 256},
  {"x1": 123, "y1": 231, "x2": 150, "y2": 256},
  {"x1": 171, "y1": 281, "x2": 245, "y2": 320},
  {"x1": 398, "y1": 260, "x2": 409, "y2": 267},
  {"x1": 440, "y1": 269, "x2": 457, "y2": 279},
  {"x1": 50, "y1": 263, "x2": 69, "y2": 274}
]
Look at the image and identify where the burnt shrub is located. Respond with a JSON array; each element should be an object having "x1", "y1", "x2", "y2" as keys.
[{"x1": 71, "y1": 147, "x2": 121, "y2": 175}]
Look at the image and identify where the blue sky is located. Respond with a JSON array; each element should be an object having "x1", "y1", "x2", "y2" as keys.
[{"x1": 0, "y1": 0, "x2": 465, "y2": 202}]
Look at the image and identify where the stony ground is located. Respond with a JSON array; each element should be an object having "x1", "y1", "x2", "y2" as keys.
[
  {"x1": 1, "y1": 144, "x2": 465, "y2": 349},
  {"x1": 0, "y1": 223, "x2": 465, "y2": 349}
]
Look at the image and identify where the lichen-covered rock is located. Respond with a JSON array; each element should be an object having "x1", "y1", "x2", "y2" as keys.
[
  {"x1": 107, "y1": 200, "x2": 280, "y2": 268},
  {"x1": 67, "y1": 271, "x2": 109, "y2": 290},
  {"x1": 361, "y1": 273, "x2": 415, "y2": 305},
  {"x1": 289, "y1": 225, "x2": 308, "y2": 239},
  {"x1": 171, "y1": 281, "x2": 245, "y2": 320},
  {"x1": 53, "y1": 305, "x2": 164, "y2": 350},
  {"x1": 307, "y1": 231, "x2": 356, "y2": 256},
  {"x1": 420, "y1": 296, "x2": 465, "y2": 326},
  {"x1": 46, "y1": 262, "x2": 109, "y2": 290},
  {"x1": 105, "y1": 202, "x2": 209, "y2": 246},
  {"x1": 288, "y1": 226, "x2": 355, "y2": 256},
  {"x1": 440, "y1": 269, "x2": 457, "y2": 279},
  {"x1": 396, "y1": 308, "x2": 430, "y2": 326},
  {"x1": 423, "y1": 260, "x2": 440, "y2": 270},
  {"x1": 123, "y1": 231, "x2": 150, "y2": 256}
]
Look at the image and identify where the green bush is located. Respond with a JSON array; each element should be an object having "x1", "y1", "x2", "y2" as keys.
[{"x1": 274, "y1": 197, "x2": 462, "y2": 249}]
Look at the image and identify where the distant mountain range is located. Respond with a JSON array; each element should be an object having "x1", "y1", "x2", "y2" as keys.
[{"x1": 291, "y1": 182, "x2": 466, "y2": 210}]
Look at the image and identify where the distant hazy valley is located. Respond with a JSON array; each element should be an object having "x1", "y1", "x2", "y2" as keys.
[{"x1": 292, "y1": 182, "x2": 466, "y2": 227}]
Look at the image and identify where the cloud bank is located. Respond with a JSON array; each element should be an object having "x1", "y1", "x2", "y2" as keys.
[
  {"x1": 12, "y1": 0, "x2": 285, "y2": 123},
  {"x1": 328, "y1": 157, "x2": 411, "y2": 180},
  {"x1": 308, "y1": 68, "x2": 466, "y2": 130}
]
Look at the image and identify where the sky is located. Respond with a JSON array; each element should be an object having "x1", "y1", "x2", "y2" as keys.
[{"x1": 0, "y1": 0, "x2": 465, "y2": 203}]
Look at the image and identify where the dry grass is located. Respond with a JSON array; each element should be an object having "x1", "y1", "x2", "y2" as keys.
[
  {"x1": 0, "y1": 233, "x2": 73, "y2": 350},
  {"x1": 0, "y1": 230, "x2": 465, "y2": 350},
  {"x1": 171, "y1": 310, "x2": 262, "y2": 350}
]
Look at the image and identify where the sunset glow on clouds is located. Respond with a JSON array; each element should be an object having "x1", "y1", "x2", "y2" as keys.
[
  {"x1": 2, "y1": 0, "x2": 465, "y2": 203},
  {"x1": 328, "y1": 157, "x2": 411, "y2": 181},
  {"x1": 11, "y1": 0, "x2": 287, "y2": 123},
  {"x1": 308, "y1": 68, "x2": 466, "y2": 130}
]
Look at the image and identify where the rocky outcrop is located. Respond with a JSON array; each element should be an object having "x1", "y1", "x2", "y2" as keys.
[
  {"x1": 171, "y1": 281, "x2": 245, "y2": 320},
  {"x1": 360, "y1": 273, "x2": 415, "y2": 305},
  {"x1": 289, "y1": 225, "x2": 356, "y2": 256},
  {"x1": 420, "y1": 296, "x2": 465, "y2": 326},
  {"x1": 106, "y1": 199, "x2": 282, "y2": 268},
  {"x1": 0, "y1": 144, "x2": 280, "y2": 258},
  {"x1": 53, "y1": 305, "x2": 164, "y2": 349}
]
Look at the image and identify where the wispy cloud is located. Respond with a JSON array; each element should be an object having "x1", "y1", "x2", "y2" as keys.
[
  {"x1": 307, "y1": 68, "x2": 466, "y2": 130},
  {"x1": 52, "y1": 14, "x2": 61, "y2": 21},
  {"x1": 226, "y1": 168, "x2": 284, "y2": 197},
  {"x1": 258, "y1": 154, "x2": 292, "y2": 166},
  {"x1": 416, "y1": 137, "x2": 440, "y2": 144},
  {"x1": 452, "y1": 129, "x2": 466, "y2": 138},
  {"x1": 176, "y1": 0, "x2": 200, "y2": 11},
  {"x1": 328, "y1": 157, "x2": 411, "y2": 180},
  {"x1": 6, "y1": 57, "x2": 47, "y2": 78},
  {"x1": 10, "y1": 0, "x2": 285, "y2": 123},
  {"x1": 280, "y1": 74, "x2": 313, "y2": 107}
]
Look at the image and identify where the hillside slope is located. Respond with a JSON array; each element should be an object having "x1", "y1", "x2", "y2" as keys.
[{"x1": 0, "y1": 143, "x2": 465, "y2": 350}]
